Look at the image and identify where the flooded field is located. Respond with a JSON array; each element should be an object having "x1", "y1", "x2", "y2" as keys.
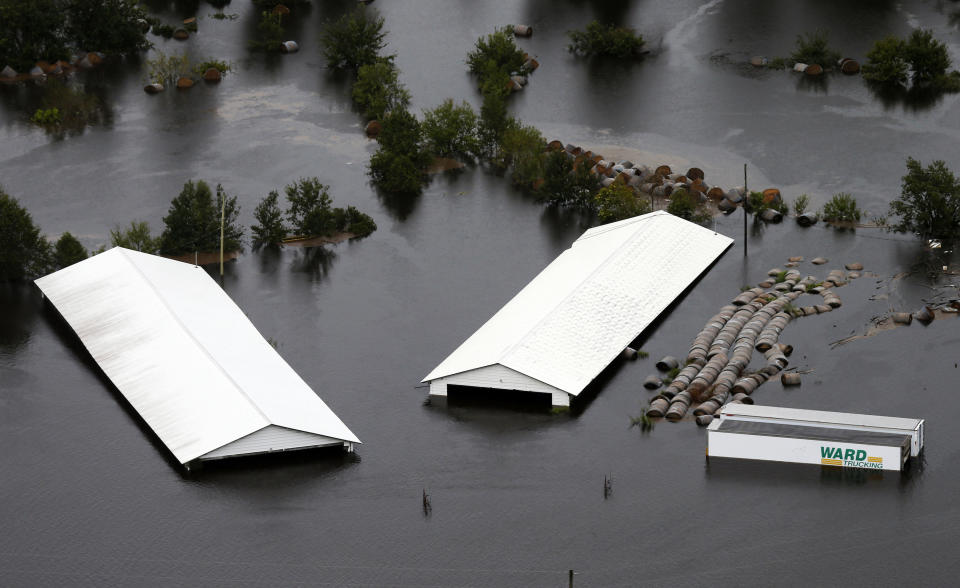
[{"x1": 3, "y1": 1, "x2": 960, "y2": 585}]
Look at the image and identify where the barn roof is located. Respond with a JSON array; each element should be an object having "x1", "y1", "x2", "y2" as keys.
[
  {"x1": 423, "y1": 212, "x2": 733, "y2": 396},
  {"x1": 35, "y1": 247, "x2": 360, "y2": 464}
]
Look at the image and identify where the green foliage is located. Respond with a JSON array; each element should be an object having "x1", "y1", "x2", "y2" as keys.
[
  {"x1": 63, "y1": 0, "x2": 150, "y2": 54},
  {"x1": 540, "y1": 150, "x2": 600, "y2": 209},
  {"x1": 282, "y1": 178, "x2": 377, "y2": 238},
  {"x1": 192, "y1": 59, "x2": 233, "y2": 76},
  {"x1": 209, "y1": 13, "x2": 239, "y2": 21},
  {"x1": 146, "y1": 50, "x2": 190, "y2": 85},
  {"x1": 320, "y1": 7, "x2": 386, "y2": 70},
  {"x1": 500, "y1": 124, "x2": 546, "y2": 186},
  {"x1": 789, "y1": 30, "x2": 840, "y2": 67},
  {"x1": 793, "y1": 194, "x2": 810, "y2": 215},
  {"x1": 0, "y1": 187, "x2": 54, "y2": 281},
  {"x1": 637, "y1": 350, "x2": 649, "y2": 359},
  {"x1": 368, "y1": 109, "x2": 430, "y2": 195},
  {"x1": 0, "y1": 0, "x2": 67, "y2": 71},
  {"x1": 478, "y1": 88, "x2": 517, "y2": 161},
  {"x1": 30, "y1": 108, "x2": 61, "y2": 126},
  {"x1": 567, "y1": 21, "x2": 646, "y2": 58},
  {"x1": 774, "y1": 270, "x2": 788, "y2": 283},
  {"x1": 352, "y1": 58, "x2": 410, "y2": 120},
  {"x1": 768, "y1": 57, "x2": 789, "y2": 70},
  {"x1": 821, "y1": 192, "x2": 862, "y2": 223},
  {"x1": 863, "y1": 35, "x2": 908, "y2": 85},
  {"x1": 159, "y1": 181, "x2": 242, "y2": 255},
  {"x1": 888, "y1": 157, "x2": 960, "y2": 241},
  {"x1": 421, "y1": 99, "x2": 480, "y2": 161},
  {"x1": 904, "y1": 29, "x2": 951, "y2": 84},
  {"x1": 54, "y1": 232, "x2": 87, "y2": 268},
  {"x1": 110, "y1": 220, "x2": 159, "y2": 253},
  {"x1": 152, "y1": 23, "x2": 175, "y2": 39},
  {"x1": 251, "y1": 190, "x2": 287, "y2": 250},
  {"x1": 37, "y1": 81, "x2": 104, "y2": 134},
  {"x1": 595, "y1": 183, "x2": 652, "y2": 224},
  {"x1": 466, "y1": 27, "x2": 526, "y2": 86},
  {"x1": 251, "y1": 11, "x2": 285, "y2": 52},
  {"x1": 666, "y1": 188, "x2": 712, "y2": 225}
]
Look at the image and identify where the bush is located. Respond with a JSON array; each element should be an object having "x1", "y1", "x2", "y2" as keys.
[
  {"x1": 863, "y1": 36, "x2": 909, "y2": 85},
  {"x1": 251, "y1": 190, "x2": 287, "y2": 250},
  {"x1": 63, "y1": 0, "x2": 150, "y2": 54},
  {"x1": 667, "y1": 188, "x2": 712, "y2": 225},
  {"x1": 352, "y1": 58, "x2": 410, "y2": 120},
  {"x1": 421, "y1": 99, "x2": 480, "y2": 161},
  {"x1": 146, "y1": 50, "x2": 191, "y2": 85},
  {"x1": 320, "y1": 7, "x2": 386, "y2": 70},
  {"x1": 500, "y1": 124, "x2": 546, "y2": 186},
  {"x1": 251, "y1": 11, "x2": 285, "y2": 51},
  {"x1": 54, "y1": 232, "x2": 87, "y2": 268},
  {"x1": 0, "y1": 0, "x2": 67, "y2": 71},
  {"x1": 888, "y1": 157, "x2": 960, "y2": 241},
  {"x1": 821, "y1": 192, "x2": 862, "y2": 223},
  {"x1": 789, "y1": 30, "x2": 840, "y2": 67},
  {"x1": 793, "y1": 194, "x2": 810, "y2": 215},
  {"x1": 369, "y1": 150, "x2": 427, "y2": 196},
  {"x1": 595, "y1": 183, "x2": 651, "y2": 223},
  {"x1": 285, "y1": 178, "x2": 335, "y2": 238},
  {"x1": 466, "y1": 27, "x2": 526, "y2": 86},
  {"x1": 159, "y1": 181, "x2": 242, "y2": 255},
  {"x1": 333, "y1": 205, "x2": 377, "y2": 237},
  {"x1": 152, "y1": 23, "x2": 175, "y2": 39},
  {"x1": 567, "y1": 21, "x2": 646, "y2": 58},
  {"x1": 376, "y1": 108, "x2": 432, "y2": 168},
  {"x1": 31, "y1": 108, "x2": 62, "y2": 126},
  {"x1": 478, "y1": 89, "x2": 517, "y2": 161},
  {"x1": 192, "y1": 59, "x2": 233, "y2": 76},
  {"x1": 0, "y1": 187, "x2": 54, "y2": 281},
  {"x1": 110, "y1": 221, "x2": 159, "y2": 253},
  {"x1": 905, "y1": 29, "x2": 951, "y2": 84},
  {"x1": 540, "y1": 150, "x2": 600, "y2": 209}
]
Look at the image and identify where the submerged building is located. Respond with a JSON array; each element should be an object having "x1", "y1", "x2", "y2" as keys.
[
  {"x1": 35, "y1": 247, "x2": 360, "y2": 468},
  {"x1": 423, "y1": 211, "x2": 733, "y2": 406}
]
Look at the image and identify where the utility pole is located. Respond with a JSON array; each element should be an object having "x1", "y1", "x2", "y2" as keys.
[
  {"x1": 743, "y1": 163, "x2": 748, "y2": 257},
  {"x1": 220, "y1": 192, "x2": 226, "y2": 277}
]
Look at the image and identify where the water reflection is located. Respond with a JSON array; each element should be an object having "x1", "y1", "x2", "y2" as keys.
[
  {"x1": 0, "y1": 284, "x2": 41, "y2": 355},
  {"x1": 704, "y1": 456, "x2": 910, "y2": 491},
  {"x1": 290, "y1": 245, "x2": 338, "y2": 279},
  {"x1": 0, "y1": 78, "x2": 114, "y2": 138},
  {"x1": 795, "y1": 72, "x2": 828, "y2": 94},
  {"x1": 867, "y1": 81, "x2": 948, "y2": 113}
]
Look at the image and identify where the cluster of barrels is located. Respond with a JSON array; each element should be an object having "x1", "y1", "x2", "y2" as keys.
[{"x1": 644, "y1": 265, "x2": 849, "y2": 425}]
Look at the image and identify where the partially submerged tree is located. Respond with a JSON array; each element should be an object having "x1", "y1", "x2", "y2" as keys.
[
  {"x1": 888, "y1": 157, "x2": 960, "y2": 241},
  {"x1": 283, "y1": 178, "x2": 377, "y2": 239},
  {"x1": 466, "y1": 27, "x2": 526, "y2": 86},
  {"x1": 0, "y1": 0, "x2": 67, "y2": 70},
  {"x1": 499, "y1": 124, "x2": 546, "y2": 186},
  {"x1": 863, "y1": 36, "x2": 909, "y2": 85},
  {"x1": 0, "y1": 187, "x2": 54, "y2": 281},
  {"x1": 864, "y1": 29, "x2": 956, "y2": 89},
  {"x1": 904, "y1": 29, "x2": 951, "y2": 85},
  {"x1": 251, "y1": 190, "x2": 287, "y2": 250},
  {"x1": 821, "y1": 192, "x2": 862, "y2": 223},
  {"x1": 567, "y1": 21, "x2": 646, "y2": 59},
  {"x1": 368, "y1": 108, "x2": 431, "y2": 195},
  {"x1": 789, "y1": 30, "x2": 840, "y2": 67},
  {"x1": 159, "y1": 181, "x2": 242, "y2": 255},
  {"x1": 110, "y1": 221, "x2": 159, "y2": 253},
  {"x1": 421, "y1": 99, "x2": 480, "y2": 161},
  {"x1": 352, "y1": 58, "x2": 410, "y2": 120},
  {"x1": 63, "y1": 0, "x2": 150, "y2": 54},
  {"x1": 666, "y1": 188, "x2": 712, "y2": 225},
  {"x1": 320, "y1": 7, "x2": 387, "y2": 70},
  {"x1": 539, "y1": 150, "x2": 600, "y2": 209},
  {"x1": 595, "y1": 183, "x2": 652, "y2": 224},
  {"x1": 54, "y1": 232, "x2": 87, "y2": 268}
]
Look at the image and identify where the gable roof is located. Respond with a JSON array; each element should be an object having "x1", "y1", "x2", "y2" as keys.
[
  {"x1": 423, "y1": 212, "x2": 733, "y2": 395},
  {"x1": 35, "y1": 247, "x2": 359, "y2": 464}
]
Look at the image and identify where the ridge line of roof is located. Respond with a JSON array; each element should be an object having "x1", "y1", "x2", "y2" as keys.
[{"x1": 115, "y1": 248, "x2": 273, "y2": 427}]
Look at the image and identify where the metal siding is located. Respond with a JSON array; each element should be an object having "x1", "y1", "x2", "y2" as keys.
[
  {"x1": 718, "y1": 404, "x2": 922, "y2": 432},
  {"x1": 34, "y1": 248, "x2": 360, "y2": 464},
  {"x1": 424, "y1": 212, "x2": 733, "y2": 395},
  {"x1": 437, "y1": 364, "x2": 564, "y2": 396},
  {"x1": 199, "y1": 425, "x2": 344, "y2": 460}
]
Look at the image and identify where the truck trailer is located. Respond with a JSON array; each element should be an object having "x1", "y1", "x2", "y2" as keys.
[{"x1": 706, "y1": 404, "x2": 924, "y2": 471}]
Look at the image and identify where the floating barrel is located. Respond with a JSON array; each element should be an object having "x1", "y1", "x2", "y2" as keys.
[
  {"x1": 760, "y1": 208, "x2": 783, "y2": 223},
  {"x1": 793, "y1": 62, "x2": 808, "y2": 72},
  {"x1": 805, "y1": 64, "x2": 823, "y2": 76},
  {"x1": 656, "y1": 356, "x2": 680, "y2": 371},
  {"x1": 891, "y1": 312, "x2": 912, "y2": 325},
  {"x1": 839, "y1": 58, "x2": 860, "y2": 74},
  {"x1": 797, "y1": 212, "x2": 818, "y2": 226},
  {"x1": 718, "y1": 198, "x2": 736, "y2": 213},
  {"x1": 706, "y1": 186, "x2": 725, "y2": 200},
  {"x1": 622, "y1": 347, "x2": 638, "y2": 360},
  {"x1": 844, "y1": 262, "x2": 863, "y2": 271},
  {"x1": 655, "y1": 164, "x2": 672, "y2": 176},
  {"x1": 173, "y1": 28, "x2": 189, "y2": 40},
  {"x1": 686, "y1": 167, "x2": 705, "y2": 181},
  {"x1": 176, "y1": 77, "x2": 194, "y2": 89},
  {"x1": 913, "y1": 305, "x2": 934, "y2": 324},
  {"x1": 762, "y1": 188, "x2": 782, "y2": 205},
  {"x1": 514, "y1": 24, "x2": 533, "y2": 37},
  {"x1": 781, "y1": 373, "x2": 801, "y2": 386},
  {"x1": 144, "y1": 82, "x2": 164, "y2": 94},
  {"x1": 696, "y1": 414, "x2": 714, "y2": 426},
  {"x1": 731, "y1": 392, "x2": 754, "y2": 405},
  {"x1": 647, "y1": 397, "x2": 670, "y2": 417},
  {"x1": 724, "y1": 189, "x2": 744, "y2": 204},
  {"x1": 643, "y1": 374, "x2": 662, "y2": 390}
]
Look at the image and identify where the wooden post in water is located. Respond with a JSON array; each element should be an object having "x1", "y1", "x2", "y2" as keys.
[
  {"x1": 219, "y1": 191, "x2": 226, "y2": 276},
  {"x1": 569, "y1": 569, "x2": 574, "y2": 588},
  {"x1": 743, "y1": 163, "x2": 748, "y2": 257}
]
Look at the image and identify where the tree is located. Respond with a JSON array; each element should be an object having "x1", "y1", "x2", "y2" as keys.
[
  {"x1": 788, "y1": 30, "x2": 840, "y2": 67},
  {"x1": 863, "y1": 36, "x2": 909, "y2": 85},
  {"x1": 821, "y1": 192, "x2": 862, "y2": 223},
  {"x1": 540, "y1": 150, "x2": 600, "y2": 209},
  {"x1": 320, "y1": 7, "x2": 386, "y2": 70},
  {"x1": 567, "y1": 21, "x2": 646, "y2": 58},
  {"x1": 466, "y1": 28, "x2": 526, "y2": 85},
  {"x1": 666, "y1": 188, "x2": 711, "y2": 225},
  {"x1": 499, "y1": 124, "x2": 546, "y2": 186},
  {"x1": 0, "y1": 187, "x2": 54, "y2": 281},
  {"x1": 159, "y1": 181, "x2": 241, "y2": 255},
  {"x1": 352, "y1": 58, "x2": 410, "y2": 120},
  {"x1": 478, "y1": 88, "x2": 517, "y2": 161},
  {"x1": 422, "y1": 99, "x2": 480, "y2": 161},
  {"x1": 251, "y1": 190, "x2": 287, "y2": 250},
  {"x1": 285, "y1": 178, "x2": 335, "y2": 237},
  {"x1": 368, "y1": 108, "x2": 431, "y2": 195},
  {"x1": 888, "y1": 157, "x2": 960, "y2": 241},
  {"x1": 904, "y1": 29, "x2": 951, "y2": 85},
  {"x1": 595, "y1": 183, "x2": 652, "y2": 223},
  {"x1": 110, "y1": 220, "x2": 159, "y2": 253},
  {"x1": 63, "y1": 0, "x2": 150, "y2": 54},
  {"x1": 0, "y1": 0, "x2": 67, "y2": 71},
  {"x1": 53, "y1": 232, "x2": 87, "y2": 268}
]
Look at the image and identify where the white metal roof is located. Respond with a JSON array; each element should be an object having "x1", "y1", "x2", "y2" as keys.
[
  {"x1": 423, "y1": 211, "x2": 733, "y2": 395},
  {"x1": 35, "y1": 247, "x2": 360, "y2": 464},
  {"x1": 719, "y1": 404, "x2": 923, "y2": 431}
]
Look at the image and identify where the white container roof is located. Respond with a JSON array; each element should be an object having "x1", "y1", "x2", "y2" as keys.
[
  {"x1": 35, "y1": 247, "x2": 360, "y2": 464},
  {"x1": 719, "y1": 404, "x2": 923, "y2": 431},
  {"x1": 423, "y1": 212, "x2": 733, "y2": 396}
]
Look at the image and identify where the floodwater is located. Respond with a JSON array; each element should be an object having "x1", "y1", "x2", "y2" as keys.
[{"x1": 3, "y1": 1, "x2": 960, "y2": 585}]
